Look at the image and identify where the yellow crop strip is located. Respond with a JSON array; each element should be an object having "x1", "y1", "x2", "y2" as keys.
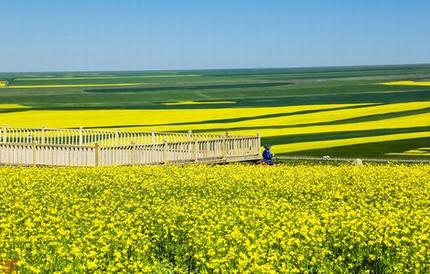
[
  {"x1": 382, "y1": 81, "x2": 430, "y2": 86},
  {"x1": 162, "y1": 100, "x2": 236, "y2": 105},
  {"x1": 0, "y1": 104, "x2": 29, "y2": 109},
  {"x1": 0, "y1": 164, "x2": 429, "y2": 272},
  {"x1": 387, "y1": 147, "x2": 430, "y2": 156},
  {"x1": 274, "y1": 131, "x2": 430, "y2": 154},
  {"x1": 176, "y1": 102, "x2": 430, "y2": 132},
  {"x1": 1, "y1": 102, "x2": 429, "y2": 154},
  {"x1": 0, "y1": 103, "x2": 363, "y2": 128},
  {"x1": 2, "y1": 83, "x2": 143, "y2": 89}
]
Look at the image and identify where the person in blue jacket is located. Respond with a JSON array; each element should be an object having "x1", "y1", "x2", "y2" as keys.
[{"x1": 262, "y1": 144, "x2": 274, "y2": 165}]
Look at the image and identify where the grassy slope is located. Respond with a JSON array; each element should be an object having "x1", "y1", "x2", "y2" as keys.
[{"x1": 0, "y1": 64, "x2": 429, "y2": 158}]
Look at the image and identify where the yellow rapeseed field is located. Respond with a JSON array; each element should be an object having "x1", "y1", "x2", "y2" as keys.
[
  {"x1": 2, "y1": 102, "x2": 430, "y2": 154},
  {"x1": 162, "y1": 100, "x2": 236, "y2": 105},
  {"x1": 0, "y1": 80, "x2": 8, "y2": 87},
  {"x1": 0, "y1": 164, "x2": 429, "y2": 273},
  {"x1": 0, "y1": 104, "x2": 29, "y2": 110},
  {"x1": 383, "y1": 81, "x2": 430, "y2": 86}
]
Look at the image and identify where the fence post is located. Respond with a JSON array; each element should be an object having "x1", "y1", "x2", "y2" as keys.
[
  {"x1": 188, "y1": 130, "x2": 193, "y2": 141},
  {"x1": 193, "y1": 139, "x2": 198, "y2": 162},
  {"x1": 203, "y1": 140, "x2": 209, "y2": 159},
  {"x1": 256, "y1": 132, "x2": 261, "y2": 155},
  {"x1": 41, "y1": 127, "x2": 46, "y2": 144},
  {"x1": 222, "y1": 132, "x2": 228, "y2": 160},
  {"x1": 2, "y1": 125, "x2": 8, "y2": 143},
  {"x1": 163, "y1": 139, "x2": 169, "y2": 164},
  {"x1": 79, "y1": 126, "x2": 84, "y2": 145},
  {"x1": 115, "y1": 128, "x2": 119, "y2": 146},
  {"x1": 152, "y1": 129, "x2": 156, "y2": 145},
  {"x1": 131, "y1": 142, "x2": 136, "y2": 165},
  {"x1": 32, "y1": 142, "x2": 36, "y2": 166},
  {"x1": 94, "y1": 143, "x2": 100, "y2": 167}
]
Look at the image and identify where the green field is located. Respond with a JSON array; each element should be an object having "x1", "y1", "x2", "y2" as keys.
[{"x1": 1, "y1": 64, "x2": 430, "y2": 159}]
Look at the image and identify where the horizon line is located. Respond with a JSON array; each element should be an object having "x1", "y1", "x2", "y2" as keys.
[{"x1": 1, "y1": 62, "x2": 430, "y2": 74}]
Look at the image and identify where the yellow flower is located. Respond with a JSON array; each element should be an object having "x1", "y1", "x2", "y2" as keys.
[{"x1": 0, "y1": 164, "x2": 428, "y2": 272}]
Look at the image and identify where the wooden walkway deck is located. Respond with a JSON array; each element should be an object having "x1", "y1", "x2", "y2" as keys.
[{"x1": 0, "y1": 126, "x2": 261, "y2": 167}]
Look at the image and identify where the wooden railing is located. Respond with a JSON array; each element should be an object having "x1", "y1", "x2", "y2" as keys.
[
  {"x1": 0, "y1": 126, "x2": 225, "y2": 147},
  {"x1": 0, "y1": 143, "x2": 96, "y2": 167},
  {"x1": 0, "y1": 127, "x2": 261, "y2": 167}
]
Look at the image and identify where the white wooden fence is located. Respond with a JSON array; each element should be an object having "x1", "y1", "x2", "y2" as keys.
[
  {"x1": 0, "y1": 126, "x2": 261, "y2": 167},
  {"x1": 0, "y1": 126, "x2": 221, "y2": 146}
]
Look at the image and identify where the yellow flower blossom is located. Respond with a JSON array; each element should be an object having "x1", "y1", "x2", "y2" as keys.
[{"x1": 0, "y1": 164, "x2": 428, "y2": 272}]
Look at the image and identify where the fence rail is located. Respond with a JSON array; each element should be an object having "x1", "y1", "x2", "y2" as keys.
[
  {"x1": 0, "y1": 126, "x2": 233, "y2": 147},
  {"x1": 0, "y1": 126, "x2": 261, "y2": 167},
  {"x1": 0, "y1": 143, "x2": 96, "y2": 167}
]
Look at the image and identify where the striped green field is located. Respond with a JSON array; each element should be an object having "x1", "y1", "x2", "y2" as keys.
[{"x1": 1, "y1": 64, "x2": 429, "y2": 159}]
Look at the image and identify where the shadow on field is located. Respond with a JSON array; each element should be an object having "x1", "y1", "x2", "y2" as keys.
[
  {"x1": 83, "y1": 82, "x2": 293, "y2": 93},
  {"x1": 261, "y1": 126, "x2": 430, "y2": 146},
  {"x1": 186, "y1": 106, "x2": 430, "y2": 132},
  {"x1": 82, "y1": 103, "x2": 379, "y2": 129},
  {"x1": 277, "y1": 136, "x2": 430, "y2": 159}
]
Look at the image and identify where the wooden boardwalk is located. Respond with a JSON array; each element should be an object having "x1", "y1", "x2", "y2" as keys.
[{"x1": 0, "y1": 126, "x2": 261, "y2": 167}]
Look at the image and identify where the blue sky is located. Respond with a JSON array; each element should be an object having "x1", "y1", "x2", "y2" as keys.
[{"x1": 1, "y1": 0, "x2": 429, "y2": 72}]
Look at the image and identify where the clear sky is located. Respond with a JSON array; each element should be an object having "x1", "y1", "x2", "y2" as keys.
[{"x1": 1, "y1": 0, "x2": 429, "y2": 72}]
